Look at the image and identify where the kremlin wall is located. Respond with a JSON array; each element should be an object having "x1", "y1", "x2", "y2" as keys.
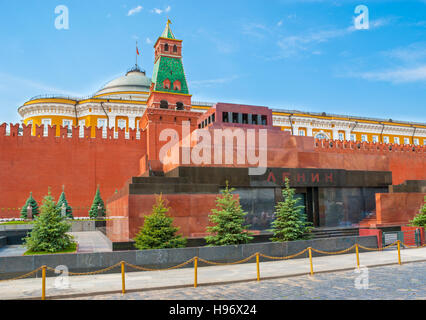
[{"x1": 1, "y1": 21, "x2": 425, "y2": 246}]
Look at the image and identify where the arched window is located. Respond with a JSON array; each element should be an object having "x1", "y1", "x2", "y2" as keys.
[
  {"x1": 173, "y1": 45, "x2": 177, "y2": 53},
  {"x1": 176, "y1": 102, "x2": 184, "y2": 110},
  {"x1": 160, "y1": 100, "x2": 169, "y2": 109},
  {"x1": 163, "y1": 79, "x2": 171, "y2": 90},
  {"x1": 164, "y1": 43, "x2": 169, "y2": 51},
  {"x1": 173, "y1": 80, "x2": 181, "y2": 91},
  {"x1": 315, "y1": 133, "x2": 329, "y2": 140}
]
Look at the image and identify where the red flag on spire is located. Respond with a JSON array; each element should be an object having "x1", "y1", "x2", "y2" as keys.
[{"x1": 136, "y1": 46, "x2": 140, "y2": 55}]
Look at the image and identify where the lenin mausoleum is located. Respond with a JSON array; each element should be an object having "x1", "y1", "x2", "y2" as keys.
[{"x1": 2, "y1": 21, "x2": 425, "y2": 248}]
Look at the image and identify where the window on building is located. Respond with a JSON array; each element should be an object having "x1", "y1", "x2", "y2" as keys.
[
  {"x1": 338, "y1": 133, "x2": 344, "y2": 141},
  {"x1": 164, "y1": 43, "x2": 169, "y2": 51},
  {"x1": 117, "y1": 119, "x2": 126, "y2": 130},
  {"x1": 261, "y1": 115, "x2": 267, "y2": 126},
  {"x1": 350, "y1": 134, "x2": 356, "y2": 142},
  {"x1": 232, "y1": 113, "x2": 239, "y2": 123},
  {"x1": 242, "y1": 114, "x2": 248, "y2": 124},
  {"x1": 394, "y1": 137, "x2": 400, "y2": 144},
  {"x1": 173, "y1": 45, "x2": 177, "y2": 53},
  {"x1": 173, "y1": 80, "x2": 181, "y2": 91},
  {"x1": 212, "y1": 113, "x2": 215, "y2": 123},
  {"x1": 223, "y1": 112, "x2": 229, "y2": 123},
  {"x1": 252, "y1": 115, "x2": 258, "y2": 125},
  {"x1": 361, "y1": 135, "x2": 368, "y2": 142},
  {"x1": 414, "y1": 138, "x2": 419, "y2": 146},
  {"x1": 42, "y1": 119, "x2": 51, "y2": 136},
  {"x1": 160, "y1": 100, "x2": 169, "y2": 109},
  {"x1": 372, "y1": 136, "x2": 379, "y2": 143},
  {"x1": 383, "y1": 136, "x2": 389, "y2": 144},
  {"x1": 299, "y1": 130, "x2": 305, "y2": 136},
  {"x1": 404, "y1": 137, "x2": 410, "y2": 145},
  {"x1": 80, "y1": 120, "x2": 87, "y2": 138},
  {"x1": 176, "y1": 102, "x2": 184, "y2": 110},
  {"x1": 315, "y1": 133, "x2": 328, "y2": 140},
  {"x1": 63, "y1": 120, "x2": 72, "y2": 134},
  {"x1": 163, "y1": 79, "x2": 171, "y2": 90}
]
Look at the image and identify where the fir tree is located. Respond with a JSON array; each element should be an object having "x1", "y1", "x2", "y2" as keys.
[
  {"x1": 270, "y1": 178, "x2": 313, "y2": 242},
  {"x1": 134, "y1": 194, "x2": 187, "y2": 250},
  {"x1": 89, "y1": 186, "x2": 106, "y2": 219},
  {"x1": 205, "y1": 182, "x2": 253, "y2": 246},
  {"x1": 24, "y1": 189, "x2": 74, "y2": 253},
  {"x1": 20, "y1": 192, "x2": 39, "y2": 219},
  {"x1": 56, "y1": 187, "x2": 73, "y2": 219},
  {"x1": 410, "y1": 196, "x2": 426, "y2": 228}
]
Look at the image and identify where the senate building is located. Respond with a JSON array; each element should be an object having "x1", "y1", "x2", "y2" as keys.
[{"x1": 1, "y1": 21, "x2": 425, "y2": 248}]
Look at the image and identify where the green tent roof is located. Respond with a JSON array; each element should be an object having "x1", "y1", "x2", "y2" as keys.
[{"x1": 161, "y1": 20, "x2": 175, "y2": 39}]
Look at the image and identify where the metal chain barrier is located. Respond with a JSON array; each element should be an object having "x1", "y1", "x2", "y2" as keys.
[
  {"x1": 198, "y1": 254, "x2": 257, "y2": 266},
  {"x1": 259, "y1": 248, "x2": 309, "y2": 260},
  {"x1": 124, "y1": 257, "x2": 196, "y2": 272},
  {"x1": 358, "y1": 241, "x2": 398, "y2": 251},
  {"x1": 311, "y1": 244, "x2": 356, "y2": 255},
  {"x1": 46, "y1": 262, "x2": 123, "y2": 276},
  {"x1": 0, "y1": 266, "x2": 43, "y2": 283}
]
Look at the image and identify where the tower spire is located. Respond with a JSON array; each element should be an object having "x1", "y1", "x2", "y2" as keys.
[{"x1": 161, "y1": 18, "x2": 175, "y2": 39}]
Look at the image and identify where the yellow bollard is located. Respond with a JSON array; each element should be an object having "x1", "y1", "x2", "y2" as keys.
[
  {"x1": 41, "y1": 266, "x2": 46, "y2": 301},
  {"x1": 194, "y1": 257, "x2": 198, "y2": 288},
  {"x1": 256, "y1": 253, "x2": 260, "y2": 282},
  {"x1": 397, "y1": 241, "x2": 402, "y2": 265},
  {"x1": 121, "y1": 261, "x2": 126, "y2": 294},
  {"x1": 308, "y1": 248, "x2": 314, "y2": 276},
  {"x1": 356, "y1": 244, "x2": 360, "y2": 269}
]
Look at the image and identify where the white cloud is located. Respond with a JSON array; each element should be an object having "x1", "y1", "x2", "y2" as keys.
[
  {"x1": 353, "y1": 66, "x2": 426, "y2": 83},
  {"x1": 165, "y1": 6, "x2": 171, "y2": 13},
  {"x1": 152, "y1": 8, "x2": 163, "y2": 14},
  {"x1": 127, "y1": 5, "x2": 143, "y2": 16},
  {"x1": 146, "y1": 37, "x2": 152, "y2": 44},
  {"x1": 277, "y1": 20, "x2": 283, "y2": 27}
]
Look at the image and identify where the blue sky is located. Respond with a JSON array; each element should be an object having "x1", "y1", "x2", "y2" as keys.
[{"x1": 1, "y1": 0, "x2": 426, "y2": 123}]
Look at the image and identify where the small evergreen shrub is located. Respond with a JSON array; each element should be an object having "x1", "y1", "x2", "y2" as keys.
[
  {"x1": 205, "y1": 182, "x2": 253, "y2": 246},
  {"x1": 134, "y1": 194, "x2": 186, "y2": 250}
]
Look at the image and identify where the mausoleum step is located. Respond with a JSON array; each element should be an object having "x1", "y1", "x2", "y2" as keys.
[{"x1": 310, "y1": 228, "x2": 359, "y2": 239}]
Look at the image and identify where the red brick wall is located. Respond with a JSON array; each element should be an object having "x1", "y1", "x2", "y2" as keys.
[
  {"x1": 106, "y1": 193, "x2": 219, "y2": 241},
  {"x1": 0, "y1": 124, "x2": 147, "y2": 218},
  {"x1": 375, "y1": 193, "x2": 426, "y2": 226}
]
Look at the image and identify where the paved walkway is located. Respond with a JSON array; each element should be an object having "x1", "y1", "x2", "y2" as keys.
[
  {"x1": 0, "y1": 246, "x2": 425, "y2": 300},
  {"x1": 71, "y1": 232, "x2": 112, "y2": 253},
  {"x1": 68, "y1": 261, "x2": 426, "y2": 300},
  {"x1": 0, "y1": 231, "x2": 111, "y2": 257}
]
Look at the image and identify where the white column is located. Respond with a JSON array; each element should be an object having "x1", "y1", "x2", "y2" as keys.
[
  {"x1": 307, "y1": 127, "x2": 313, "y2": 137},
  {"x1": 345, "y1": 129, "x2": 351, "y2": 141},
  {"x1": 128, "y1": 116, "x2": 136, "y2": 129},
  {"x1": 293, "y1": 126, "x2": 299, "y2": 136},
  {"x1": 332, "y1": 128, "x2": 339, "y2": 140},
  {"x1": 109, "y1": 116, "x2": 115, "y2": 129}
]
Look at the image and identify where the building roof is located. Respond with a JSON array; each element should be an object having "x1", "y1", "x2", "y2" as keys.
[
  {"x1": 95, "y1": 66, "x2": 152, "y2": 96},
  {"x1": 161, "y1": 19, "x2": 175, "y2": 39}
]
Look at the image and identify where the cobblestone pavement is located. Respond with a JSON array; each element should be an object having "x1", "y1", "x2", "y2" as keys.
[{"x1": 67, "y1": 261, "x2": 426, "y2": 300}]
